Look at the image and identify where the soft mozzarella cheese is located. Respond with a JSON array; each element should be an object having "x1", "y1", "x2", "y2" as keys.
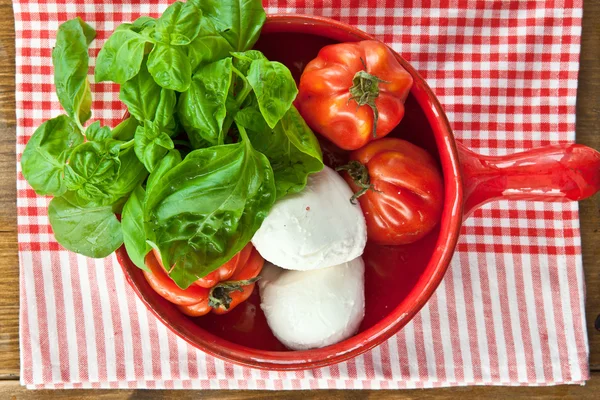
[
  {"x1": 252, "y1": 165, "x2": 367, "y2": 271},
  {"x1": 258, "y1": 258, "x2": 365, "y2": 350}
]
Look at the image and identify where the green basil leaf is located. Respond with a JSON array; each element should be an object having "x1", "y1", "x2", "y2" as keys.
[
  {"x1": 120, "y1": 59, "x2": 177, "y2": 133},
  {"x1": 242, "y1": 106, "x2": 323, "y2": 198},
  {"x1": 64, "y1": 140, "x2": 122, "y2": 202},
  {"x1": 225, "y1": 84, "x2": 240, "y2": 124},
  {"x1": 187, "y1": 18, "x2": 233, "y2": 72},
  {"x1": 132, "y1": 16, "x2": 156, "y2": 31},
  {"x1": 146, "y1": 149, "x2": 182, "y2": 195},
  {"x1": 79, "y1": 19, "x2": 96, "y2": 45},
  {"x1": 134, "y1": 121, "x2": 174, "y2": 172},
  {"x1": 247, "y1": 59, "x2": 298, "y2": 129},
  {"x1": 85, "y1": 121, "x2": 111, "y2": 141},
  {"x1": 178, "y1": 58, "x2": 233, "y2": 148},
  {"x1": 21, "y1": 115, "x2": 83, "y2": 196},
  {"x1": 48, "y1": 192, "x2": 123, "y2": 258},
  {"x1": 231, "y1": 50, "x2": 266, "y2": 75},
  {"x1": 122, "y1": 184, "x2": 150, "y2": 270},
  {"x1": 111, "y1": 117, "x2": 140, "y2": 141},
  {"x1": 95, "y1": 28, "x2": 147, "y2": 84},
  {"x1": 108, "y1": 146, "x2": 148, "y2": 204},
  {"x1": 279, "y1": 107, "x2": 323, "y2": 163},
  {"x1": 191, "y1": 0, "x2": 266, "y2": 52},
  {"x1": 153, "y1": 87, "x2": 177, "y2": 132},
  {"x1": 153, "y1": 132, "x2": 173, "y2": 148},
  {"x1": 233, "y1": 94, "x2": 270, "y2": 133},
  {"x1": 229, "y1": 51, "x2": 266, "y2": 111},
  {"x1": 147, "y1": 43, "x2": 191, "y2": 91},
  {"x1": 126, "y1": 18, "x2": 156, "y2": 43},
  {"x1": 119, "y1": 60, "x2": 161, "y2": 122},
  {"x1": 145, "y1": 138, "x2": 276, "y2": 289},
  {"x1": 155, "y1": 1, "x2": 201, "y2": 46},
  {"x1": 52, "y1": 18, "x2": 95, "y2": 125}
]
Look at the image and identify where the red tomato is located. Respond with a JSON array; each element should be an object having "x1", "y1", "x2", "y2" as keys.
[
  {"x1": 210, "y1": 249, "x2": 264, "y2": 316},
  {"x1": 143, "y1": 243, "x2": 264, "y2": 316},
  {"x1": 339, "y1": 138, "x2": 444, "y2": 245},
  {"x1": 144, "y1": 252, "x2": 208, "y2": 306},
  {"x1": 296, "y1": 40, "x2": 413, "y2": 150}
]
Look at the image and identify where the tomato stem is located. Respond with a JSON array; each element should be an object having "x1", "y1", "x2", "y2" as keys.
[
  {"x1": 336, "y1": 160, "x2": 374, "y2": 204},
  {"x1": 208, "y1": 276, "x2": 260, "y2": 310},
  {"x1": 348, "y1": 60, "x2": 389, "y2": 138}
]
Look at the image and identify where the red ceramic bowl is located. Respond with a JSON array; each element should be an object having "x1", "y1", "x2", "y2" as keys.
[{"x1": 117, "y1": 15, "x2": 600, "y2": 370}]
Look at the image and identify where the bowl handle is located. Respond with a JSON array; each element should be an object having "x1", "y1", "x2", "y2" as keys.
[{"x1": 457, "y1": 141, "x2": 600, "y2": 217}]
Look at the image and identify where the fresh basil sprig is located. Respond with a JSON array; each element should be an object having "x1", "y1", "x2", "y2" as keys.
[
  {"x1": 247, "y1": 59, "x2": 298, "y2": 129},
  {"x1": 239, "y1": 105, "x2": 324, "y2": 199},
  {"x1": 21, "y1": 18, "x2": 148, "y2": 258},
  {"x1": 121, "y1": 184, "x2": 150, "y2": 270},
  {"x1": 190, "y1": 0, "x2": 266, "y2": 53},
  {"x1": 52, "y1": 17, "x2": 95, "y2": 128},
  {"x1": 48, "y1": 192, "x2": 123, "y2": 258},
  {"x1": 21, "y1": 1, "x2": 325, "y2": 289},
  {"x1": 144, "y1": 126, "x2": 276, "y2": 289},
  {"x1": 21, "y1": 116, "x2": 83, "y2": 196},
  {"x1": 154, "y1": 1, "x2": 201, "y2": 46},
  {"x1": 94, "y1": 28, "x2": 148, "y2": 85},
  {"x1": 178, "y1": 58, "x2": 234, "y2": 148}
]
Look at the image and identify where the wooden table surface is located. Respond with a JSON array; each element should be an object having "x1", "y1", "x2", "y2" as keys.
[{"x1": 0, "y1": 1, "x2": 598, "y2": 399}]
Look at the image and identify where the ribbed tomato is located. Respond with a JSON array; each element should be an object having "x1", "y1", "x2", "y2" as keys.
[
  {"x1": 143, "y1": 243, "x2": 264, "y2": 316},
  {"x1": 296, "y1": 40, "x2": 413, "y2": 150},
  {"x1": 339, "y1": 138, "x2": 444, "y2": 245}
]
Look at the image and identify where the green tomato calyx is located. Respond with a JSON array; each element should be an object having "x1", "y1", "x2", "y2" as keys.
[
  {"x1": 208, "y1": 276, "x2": 260, "y2": 310},
  {"x1": 336, "y1": 160, "x2": 375, "y2": 204},
  {"x1": 348, "y1": 59, "x2": 389, "y2": 138}
]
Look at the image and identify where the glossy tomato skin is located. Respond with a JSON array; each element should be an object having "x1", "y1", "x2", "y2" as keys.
[
  {"x1": 143, "y1": 243, "x2": 264, "y2": 316},
  {"x1": 343, "y1": 138, "x2": 444, "y2": 245},
  {"x1": 211, "y1": 249, "x2": 264, "y2": 315},
  {"x1": 297, "y1": 40, "x2": 413, "y2": 150},
  {"x1": 143, "y1": 252, "x2": 208, "y2": 306},
  {"x1": 178, "y1": 297, "x2": 211, "y2": 317},
  {"x1": 181, "y1": 248, "x2": 264, "y2": 317}
]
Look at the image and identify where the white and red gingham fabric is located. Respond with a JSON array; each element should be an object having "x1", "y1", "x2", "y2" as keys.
[{"x1": 15, "y1": 0, "x2": 588, "y2": 390}]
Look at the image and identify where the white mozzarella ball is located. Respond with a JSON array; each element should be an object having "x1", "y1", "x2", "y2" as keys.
[
  {"x1": 252, "y1": 166, "x2": 367, "y2": 271},
  {"x1": 258, "y1": 257, "x2": 365, "y2": 350}
]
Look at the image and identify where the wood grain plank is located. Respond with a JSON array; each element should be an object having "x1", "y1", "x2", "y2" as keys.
[
  {"x1": 1, "y1": 374, "x2": 600, "y2": 399},
  {"x1": 577, "y1": 0, "x2": 600, "y2": 371},
  {"x1": 0, "y1": 0, "x2": 19, "y2": 379}
]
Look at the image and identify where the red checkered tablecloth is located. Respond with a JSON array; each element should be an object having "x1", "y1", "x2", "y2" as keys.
[{"x1": 15, "y1": 0, "x2": 588, "y2": 389}]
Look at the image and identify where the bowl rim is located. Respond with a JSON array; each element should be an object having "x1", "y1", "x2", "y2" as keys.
[{"x1": 117, "y1": 13, "x2": 464, "y2": 370}]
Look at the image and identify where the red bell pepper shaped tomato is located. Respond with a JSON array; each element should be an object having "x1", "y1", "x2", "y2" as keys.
[
  {"x1": 339, "y1": 138, "x2": 444, "y2": 245},
  {"x1": 143, "y1": 243, "x2": 264, "y2": 316},
  {"x1": 296, "y1": 40, "x2": 413, "y2": 150}
]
